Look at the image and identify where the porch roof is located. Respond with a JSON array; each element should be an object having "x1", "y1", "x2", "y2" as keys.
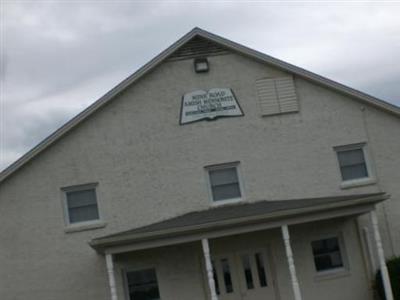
[{"x1": 90, "y1": 192, "x2": 388, "y2": 254}]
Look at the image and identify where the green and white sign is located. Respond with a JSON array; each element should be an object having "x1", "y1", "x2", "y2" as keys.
[{"x1": 180, "y1": 88, "x2": 243, "y2": 125}]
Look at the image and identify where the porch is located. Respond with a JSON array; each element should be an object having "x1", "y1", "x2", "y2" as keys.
[{"x1": 90, "y1": 193, "x2": 394, "y2": 300}]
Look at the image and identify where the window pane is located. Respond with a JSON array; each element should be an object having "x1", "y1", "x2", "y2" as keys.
[
  {"x1": 209, "y1": 168, "x2": 238, "y2": 186},
  {"x1": 221, "y1": 258, "x2": 233, "y2": 293},
  {"x1": 241, "y1": 255, "x2": 254, "y2": 289},
  {"x1": 68, "y1": 204, "x2": 99, "y2": 223},
  {"x1": 127, "y1": 269, "x2": 160, "y2": 300},
  {"x1": 255, "y1": 253, "x2": 267, "y2": 287},
  {"x1": 312, "y1": 240, "x2": 326, "y2": 255},
  {"x1": 311, "y1": 237, "x2": 344, "y2": 272},
  {"x1": 340, "y1": 164, "x2": 368, "y2": 181},
  {"x1": 212, "y1": 183, "x2": 241, "y2": 201},
  {"x1": 66, "y1": 188, "x2": 99, "y2": 223},
  {"x1": 337, "y1": 149, "x2": 365, "y2": 167},
  {"x1": 325, "y1": 237, "x2": 340, "y2": 251},
  {"x1": 329, "y1": 251, "x2": 344, "y2": 267},
  {"x1": 67, "y1": 189, "x2": 97, "y2": 208}
]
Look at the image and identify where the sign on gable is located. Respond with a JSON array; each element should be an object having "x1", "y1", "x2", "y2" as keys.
[{"x1": 180, "y1": 88, "x2": 244, "y2": 125}]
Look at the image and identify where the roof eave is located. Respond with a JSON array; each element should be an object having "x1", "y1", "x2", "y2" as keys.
[{"x1": 89, "y1": 193, "x2": 388, "y2": 253}]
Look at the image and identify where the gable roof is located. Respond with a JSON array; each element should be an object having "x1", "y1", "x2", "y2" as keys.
[{"x1": 1, "y1": 27, "x2": 399, "y2": 184}]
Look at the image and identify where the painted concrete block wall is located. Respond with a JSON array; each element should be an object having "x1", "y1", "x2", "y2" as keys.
[
  {"x1": 0, "y1": 49, "x2": 398, "y2": 299},
  {"x1": 290, "y1": 219, "x2": 372, "y2": 300},
  {"x1": 362, "y1": 107, "x2": 400, "y2": 256}
]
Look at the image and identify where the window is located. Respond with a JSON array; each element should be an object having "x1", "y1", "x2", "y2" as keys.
[
  {"x1": 126, "y1": 268, "x2": 160, "y2": 300},
  {"x1": 311, "y1": 237, "x2": 344, "y2": 272},
  {"x1": 255, "y1": 252, "x2": 268, "y2": 287},
  {"x1": 240, "y1": 252, "x2": 268, "y2": 290},
  {"x1": 212, "y1": 258, "x2": 234, "y2": 295},
  {"x1": 335, "y1": 144, "x2": 369, "y2": 181},
  {"x1": 221, "y1": 258, "x2": 234, "y2": 293},
  {"x1": 207, "y1": 163, "x2": 242, "y2": 202},
  {"x1": 241, "y1": 254, "x2": 254, "y2": 289},
  {"x1": 63, "y1": 184, "x2": 100, "y2": 224}
]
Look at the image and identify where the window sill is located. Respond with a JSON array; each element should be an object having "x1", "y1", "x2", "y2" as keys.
[
  {"x1": 211, "y1": 197, "x2": 244, "y2": 207},
  {"x1": 314, "y1": 268, "x2": 351, "y2": 282},
  {"x1": 340, "y1": 177, "x2": 376, "y2": 190},
  {"x1": 64, "y1": 220, "x2": 107, "y2": 233}
]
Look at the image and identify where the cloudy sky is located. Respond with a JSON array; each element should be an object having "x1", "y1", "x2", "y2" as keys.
[{"x1": 1, "y1": 1, "x2": 399, "y2": 171}]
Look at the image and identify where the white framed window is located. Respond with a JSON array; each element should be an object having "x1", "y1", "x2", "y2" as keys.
[
  {"x1": 125, "y1": 268, "x2": 161, "y2": 300},
  {"x1": 334, "y1": 143, "x2": 375, "y2": 188},
  {"x1": 206, "y1": 162, "x2": 244, "y2": 204},
  {"x1": 61, "y1": 183, "x2": 104, "y2": 231},
  {"x1": 311, "y1": 236, "x2": 346, "y2": 274}
]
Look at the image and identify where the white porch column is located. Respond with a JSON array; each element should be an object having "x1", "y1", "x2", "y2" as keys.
[
  {"x1": 370, "y1": 209, "x2": 394, "y2": 300},
  {"x1": 201, "y1": 238, "x2": 218, "y2": 300},
  {"x1": 105, "y1": 253, "x2": 118, "y2": 300},
  {"x1": 281, "y1": 225, "x2": 303, "y2": 300},
  {"x1": 362, "y1": 226, "x2": 377, "y2": 276}
]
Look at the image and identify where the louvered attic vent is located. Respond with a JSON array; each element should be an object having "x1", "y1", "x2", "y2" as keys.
[
  {"x1": 255, "y1": 76, "x2": 299, "y2": 116},
  {"x1": 167, "y1": 36, "x2": 229, "y2": 61}
]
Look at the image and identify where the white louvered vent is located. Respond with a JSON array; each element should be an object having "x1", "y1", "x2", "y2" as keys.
[
  {"x1": 255, "y1": 76, "x2": 299, "y2": 116},
  {"x1": 167, "y1": 36, "x2": 228, "y2": 61},
  {"x1": 255, "y1": 78, "x2": 280, "y2": 115}
]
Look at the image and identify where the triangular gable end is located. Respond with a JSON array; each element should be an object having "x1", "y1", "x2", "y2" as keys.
[
  {"x1": 167, "y1": 35, "x2": 229, "y2": 61},
  {"x1": 1, "y1": 27, "x2": 399, "y2": 183}
]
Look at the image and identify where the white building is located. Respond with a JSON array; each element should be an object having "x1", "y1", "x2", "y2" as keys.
[{"x1": 0, "y1": 28, "x2": 399, "y2": 300}]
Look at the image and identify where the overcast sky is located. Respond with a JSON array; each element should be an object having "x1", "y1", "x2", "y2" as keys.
[{"x1": 1, "y1": 1, "x2": 399, "y2": 171}]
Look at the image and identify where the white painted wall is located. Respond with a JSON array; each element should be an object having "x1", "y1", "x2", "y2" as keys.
[{"x1": 0, "y1": 50, "x2": 398, "y2": 300}]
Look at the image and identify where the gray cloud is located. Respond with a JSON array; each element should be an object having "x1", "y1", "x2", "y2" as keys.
[{"x1": 1, "y1": 1, "x2": 399, "y2": 170}]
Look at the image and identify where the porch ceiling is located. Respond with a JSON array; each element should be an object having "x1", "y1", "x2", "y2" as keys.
[{"x1": 90, "y1": 192, "x2": 389, "y2": 254}]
